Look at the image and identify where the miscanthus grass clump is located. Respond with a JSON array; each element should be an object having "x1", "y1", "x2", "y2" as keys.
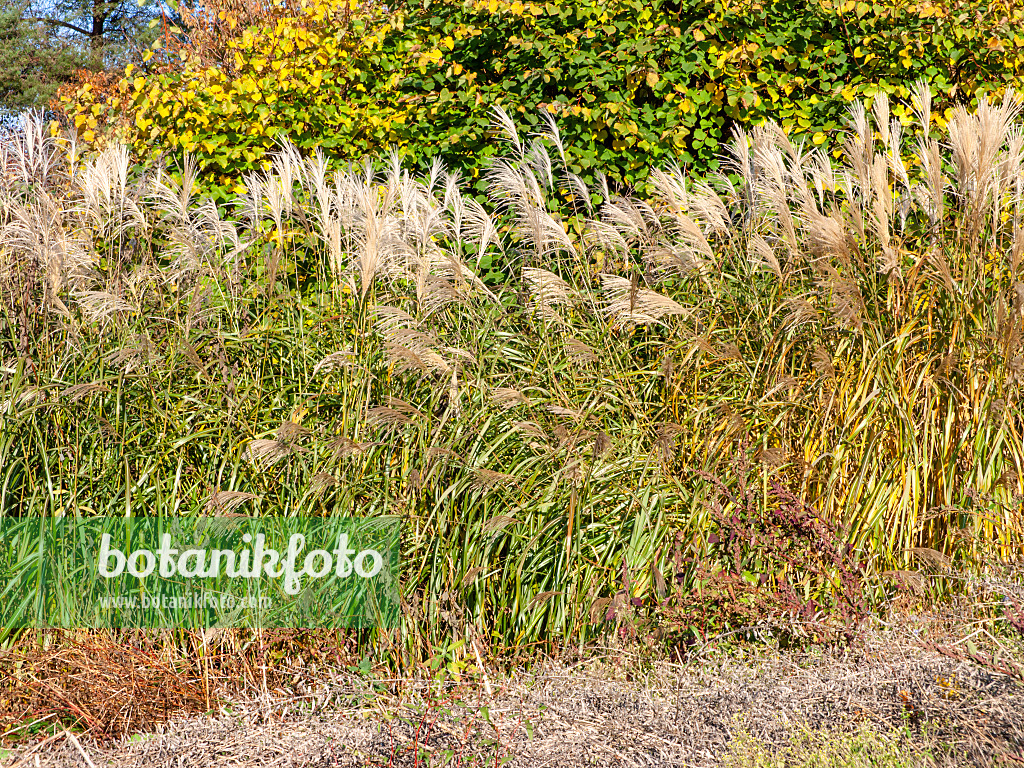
[{"x1": 1, "y1": 84, "x2": 1022, "y2": 658}]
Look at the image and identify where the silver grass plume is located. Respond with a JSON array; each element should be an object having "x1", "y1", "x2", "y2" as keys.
[
  {"x1": 522, "y1": 266, "x2": 573, "y2": 321},
  {"x1": 601, "y1": 274, "x2": 688, "y2": 327}
]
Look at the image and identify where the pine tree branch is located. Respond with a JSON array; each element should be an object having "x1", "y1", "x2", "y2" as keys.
[{"x1": 25, "y1": 16, "x2": 94, "y2": 37}]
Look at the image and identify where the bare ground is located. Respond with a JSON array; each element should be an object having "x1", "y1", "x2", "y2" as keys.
[{"x1": 3, "y1": 618, "x2": 1023, "y2": 768}]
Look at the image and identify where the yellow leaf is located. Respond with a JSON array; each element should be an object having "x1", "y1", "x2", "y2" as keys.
[
  {"x1": 812, "y1": 131, "x2": 826, "y2": 145},
  {"x1": 646, "y1": 71, "x2": 659, "y2": 88}
]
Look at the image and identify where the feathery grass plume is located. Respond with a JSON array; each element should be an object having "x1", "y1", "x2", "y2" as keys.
[
  {"x1": 764, "y1": 375, "x2": 799, "y2": 399},
  {"x1": 301, "y1": 147, "x2": 333, "y2": 229},
  {"x1": 373, "y1": 304, "x2": 452, "y2": 374},
  {"x1": 386, "y1": 396, "x2": 425, "y2": 419},
  {"x1": 417, "y1": 274, "x2": 462, "y2": 317},
  {"x1": 73, "y1": 290, "x2": 135, "y2": 323},
  {"x1": 461, "y1": 196, "x2": 501, "y2": 265},
  {"x1": 911, "y1": 546, "x2": 952, "y2": 570},
  {"x1": 489, "y1": 387, "x2": 530, "y2": 410},
  {"x1": 721, "y1": 126, "x2": 756, "y2": 222},
  {"x1": 424, "y1": 446, "x2": 462, "y2": 463},
  {"x1": 880, "y1": 569, "x2": 926, "y2": 595},
  {"x1": 522, "y1": 266, "x2": 573, "y2": 321},
  {"x1": 269, "y1": 139, "x2": 303, "y2": 220},
  {"x1": 486, "y1": 157, "x2": 576, "y2": 262},
  {"x1": 244, "y1": 439, "x2": 294, "y2": 470},
  {"x1": 812, "y1": 346, "x2": 835, "y2": 379},
  {"x1": 149, "y1": 161, "x2": 242, "y2": 285},
  {"x1": 820, "y1": 267, "x2": 866, "y2": 331},
  {"x1": 666, "y1": 211, "x2": 716, "y2": 270},
  {"x1": 61, "y1": 382, "x2": 109, "y2": 403},
  {"x1": 204, "y1": 490, "x2": 261, "y2": 514},
  {"x1": 867, "y1": 153, "x2": 900, "y2": 276},
  {"x1": 754, "y1": 445, "x2": 786, "y2": 468},
  {"x1": 629, "y1": 197, "x2": 702, "y2": 278},
  {"x1": 276, "y1": 419, "x2": 310, "y2": 444},
  {"x1": 0, "y1": 386, "x2": 49, "y2": 414},
  {"x1": 687, "y1": 179, "x2": 731, "y2": 237},
  {"x1": 308, "y1": 472, "x2": 340, "y2": 495},
  {"x1": 599, "y1": 195, "x2": 662, "y2": 269},
  {"x1": 546, "y1": 404, "x2": 587, "y2": 423},
  {"x1": 344, "y1": 171, "x2": 404, "y2": 299},
  {"x1": 78, "y1": 144, "x2": 146, "y2": 241},
  {"x1": 872, "y1": 91, "x2": 891, "y2": 155},
  {"x1": 525, "y1": 137, "x2": 555, "y2": 192},
  {"x1": 490, "y1": 104, "x2": 525, "y2": 158},
  {"x1": 313, "y1": 350, "x2": 359, "y2": 376},
  {"x1": 642, "y1": 245, "x2": 698, "y2": 281},
  {"x1": 847, "y1": 100, "x2": 873, "y2": 168},
  {"x1": 104, "y1": 336, "x2": 161, "y2": 373},
  {"x1": 995, "y1": 128, "x2": 1024, "y2": 250},
  {"x1": 748, "y1": 233, "x2": 783, "y2": 279},
  {"x1": 802, "y1": 205, "x2": 853, "y2": 266},
  {"x1": 911, "y1": 81, "x2": 944, "y2": 239},
  {"x1": 148, "y1": 153, "x2": 199, "y2": 226},
  {"x1": 390, "y1": 327, "x2": 452, "y2": 374},
  {"x1": 591, "y1": 431, "x2": 613, "y2": 458},
  {"x1": 781, "y1": 296, "x2": 821, "y2": 329},
  {"x1": 807, "y1": 148, "x2": 838, "y2": 208},
  {"x1": 446, "y1": 367, "x2": 462, "y2": 418},
  {"x1": 482, "y1": 515, "x2": 519, "y2": 534},
  {"x1": 755, "y1": 145, "x2": 800, "y2": 255},
  {"x1": 537, "y1": 110, "x2": 568, "y2": 166},
  {"x1": 365, "y1": 406, "x2": 414, "y2": 428},
  {"x1": 244, "y1": 419, "x2": 310, "y2": 470},
  {"x1": 327, "y1": 436, "x2": 379, "y2": 459},
  {"x1": 1, "y1": 196, "x2": 84, "y2": 316},
  {"x1": 718, "y1": 342, "x2": 742, "y2": 361},
  {"x1": 0, "y1": 111, "x2": 63, "y2": 195},
  {"x1": 648, "y1": 163, "x2": 689, "y2": 221},
  {"x1": 470, "y1": 467, "x2": 516, "y2": 491},
  {"x1": 513, "y1": 420, "x2": 547, "y2": 440},
  {"x1": 947, "y1": 90, "x2": 1023, "y2": 247},
  {"x1": 886, "y1": 118, "x2": 911, "y2": 214},
  {"x1": 581, "y1": 216, "x2": 630, "y2": 267},
  {"x1": 655, "y1": 422, "x2": 684, "y2": 463},
  {"x1": 566, "y1": 338, "x2": 599, "y2": 365},
  {"x1": 913, "y1": 137, "x2": 945, "y2": 232},
  {"x1": 484, "y1": 112, "x2": 582, "y2": 263},
  {"x1": 563, "y1": 171, "x2": 595, "y2": 216},
  {"x1": 601, "y1": 273, "x2": 687, "y2": 326},
  {"x1": 372, "y1": 303, "x2": 418, "y2": 333}
]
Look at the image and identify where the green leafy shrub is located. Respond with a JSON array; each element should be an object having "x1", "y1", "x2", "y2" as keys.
[{"x1": 65, "y1": 0, "x2": 1024, "y2": 202}]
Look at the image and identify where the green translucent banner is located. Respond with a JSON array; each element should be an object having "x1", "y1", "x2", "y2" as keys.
[{"x1": 0, "y1": 515, "x2": 401, "y2": 629}]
